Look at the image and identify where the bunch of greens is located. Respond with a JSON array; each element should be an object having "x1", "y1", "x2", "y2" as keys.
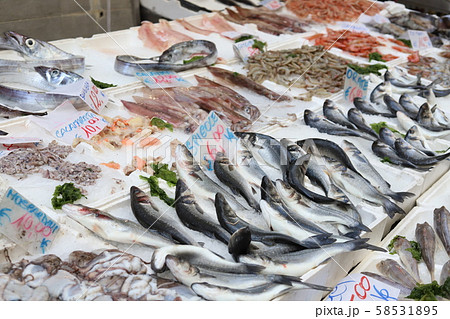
[
  {"x1": 51, "y1": 183, "x2": 86, "y2": 209},
  {"x1": 368, "y1": 52, "x2": 386, "y2": 62},
  {"x1": 90, "y1": 77, "x2": 117, "y2": 89},
  {"x1": 387, "y1": 235, "x2": 422, "y2": 261},
  {"x1": 370, "y1": 121, "x2": 405, "y2": 137},
  {"x1": 139, "y1": 162, "x2": 178, "y2": 207},
  {"x1": 407, "y1": 278, "x2": 450, "y2": 301},
  {"x1": 348, "y1": 63, "x2": 388, "y2": 76}
]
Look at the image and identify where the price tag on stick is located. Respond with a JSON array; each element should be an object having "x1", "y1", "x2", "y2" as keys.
[
  {"x1": 0, "y1": 187, "x2": 60, "y2": 255},
  {"x1": 343, "y1": 67, "x2": 369, "y2": 102}
]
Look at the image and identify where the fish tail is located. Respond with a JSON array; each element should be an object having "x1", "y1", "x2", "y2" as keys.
[
  {"x1": 382, "y1": 198, "x2": 406, "y2": 218},
  {"x1": 244, "y1": 263, "x2": 265, "y2": 273},
  {"x1": 387, "y1": 191, "x2": 415, "y2": 203},
  {"x1": 355, "y1": 222, "x2": 372, "y2": 233},
  {"x1": 349, "y1": 238, "x2": 386, "y2": 253}
]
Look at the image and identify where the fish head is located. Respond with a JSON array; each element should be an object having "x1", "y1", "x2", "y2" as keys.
[
  {"x1": 130, "y1": 186, "x2": 154, "y2": 206},
  {"x1": 275, "y1": 179, "x2": 297, "y2": 201},
  {"x1": 304, "y1": 109, "x2": 319, "y2": 123},
  {"x1": 405, "y1": 125, "x2": 419, "y2": 140},
  {"x1": 214, "y1": 193, "x2": 239, "y2": 222},
  {"x1": 34, "y1": 66, "x2": 82, "y2": 87},
  {"x1": 394, "y1": 138, "x2": 412, "y2": 151},
  {"x1": 175, "y1": 144, "x2": 199, "y2": 172},
  {"x1": 418, "y1": 103, "x2": 433, "y2": 119},
  {"x1": 165, "y1": 255, "x2": 199, "y2": 276},
  {"x1": 323, "y1": 99, "x2": 337, "y2": 110},
  {"x1": 400, "y1": 93, "x2": 414, "y2": 104},
  {"x1": 379, "y1": 127, "x2": 396, "y2": 140},
  {"x1": 4, "y1": 31, "x2": 69, "y2": 59},
  {"x1": 260, "y1": 176, "x2": 280, "y2": 202}
]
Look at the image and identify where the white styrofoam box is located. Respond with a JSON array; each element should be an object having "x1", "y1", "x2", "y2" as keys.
[
  {"x1": 416, "y1": 170, "x2": 450, "y2": 209},
  {"x1": 350, "y1": 206, "x2": 450, "y2": 292}
]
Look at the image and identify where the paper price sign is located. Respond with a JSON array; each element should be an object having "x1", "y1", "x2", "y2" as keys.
[
  {"x1": 31, "y1": 100, "x2": 108, "y2": 144},
  {"x1": 344, "y1": 67, "x2": 369, "y2": 102},
  {"x1": 136, "y1": 71, "x2": 192, "y2": 89},
  {"x1": 261, "y1": 0, "x2": 282, "y2": 10},
  {"x1": 327, "y1": 273, "x2": 400, "y2": 301},
  {"x1": 185, "y1": 111, "x2": 238, "y2": 171},
  {"x1": 408, "y1": 30, "x2": 433, "y2": 51},
  {"x1": 338, "y1": 22, "x2": 370, "y2": 34},
  {"x1": 0, "y1": 187, "x2": 60, "y2": 255},
  {"x1": 233, "y1": 39, "x2": 262, "y2": 62}
]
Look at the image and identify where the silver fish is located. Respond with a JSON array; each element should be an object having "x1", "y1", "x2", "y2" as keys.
[
  {"x1": 433, "y1": 206, "x2": 450, "y2": 257},
  {"x1": 383, "y1": 95, "x2": 409, "y2": 116},
  {"x1": 431, "y1": 105, "x2": 450, "y2": 127},
  {"x1": 376, "y1": 259, "x2": 417, "y2": 290},
  {"x1": 353, "y1": 97, "x2": 395, "y2": 118},
  {"x1": 115, "y1": 40, "x2": 218, "y2": 76},
  {"x1": 341, "y1": 140, "x2": 414, "y2": 202},
  {"x1": 379, "y1": 127, "x2": 398, "y2": 148},
  {"x1": 150, "y1": 245, "x2": 264, "y2": 273},
  {"x1": 440, "y1": 260, "x2": 450, "y2": 285},
  {"x1": 347, "y1": 108, "x2": 379, "y2": 139},
  {"x1": 397, "y1": 111, "x2": 450, "y2": 140},
  {"x1": 62, "y1": 204, "x2": 173, "y2": 248},
  {"x1": 417, "y1": 103, "x2": 449, "y2": 132},
  {"x1": 405, "y1": 125, "x2": 435, "y2": 156},
  {"x1": 399, "y1": 94, "x2": 420, "y2": 118},
  {"x1": 384, "y1": 71, "x2": 422, "y2": 89},
  {"x1": 415, "y1": 222, "x2": 436, "y2": 281},
  {"x1": 370, "y1": 81, "x2": 392, "y2": 105},
  {"x1": 323, "y1": 99, "x2": 357, "y2": 129},
  {"x1": 235, "y1": 145, "x2": 268, "y2": 187},
  {"x1": 371, "y1": 140, "x2": 424, "y2": 170},
  {"x1": 393, "y1": 236, "x2": 421, "y2": 283},
  {"x1": 394, "y1": 138, "x2": 450, "y2": 166},
  {"x1": 228, "y1": 227, "x2": 252, "y2": 261}
]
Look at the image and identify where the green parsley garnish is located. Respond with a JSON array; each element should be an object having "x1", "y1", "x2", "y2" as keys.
[
  {"x1": 387, "y1": 235, "x2": 422, "y2": 261},
  {"x1": 235, "y1": 35, "x2": 254, "y2": 43},
  {"x1": 183, "y1": 56, "x2": 204, "y2": 64},
  {"x1": 90, "y1": 77, "x2": 117, "y2": 89},
  {"x1": 139, "y1": 175, "x2": 175, "y2": 207},
  {"x1": 381, "y1": 157, "x2": 392, "y2": 163},
  {"x1": 348, "y1": 63, "x2": 388, "y2": 76},
  {"x1": 368, "y1": 52, "x2": 386, "y2": 62},
  {"x1": 151, "y1": 163, "x2": 177, "y2": 187},
  {"x1": 150, "y1": 117, "x2": 173, "y2": 132},
  {"x1": 370, "y1": 121, "x2": 405, "y2": 137},
  {"x1": 436, "y1": 147, "x2": 450, "y2": 154},
  {"x1": 407, "y1": 278, "x2": 450, "y2": 301},
  {"x1": 398, "y1": 39, "x2": 412, "y2": 48},
  {"x1": 252, "y1": 39, "x2": 267, "y2": 52},
  {"x1": 51, "y1": 183, "x2": 86, "y2": 209}
]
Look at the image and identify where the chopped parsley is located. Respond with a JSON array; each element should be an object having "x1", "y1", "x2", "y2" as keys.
[{"x1": 51, "y1": 183, "x2": 86, "y2": 209}]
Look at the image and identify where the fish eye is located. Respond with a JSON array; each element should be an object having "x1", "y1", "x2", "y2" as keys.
[
  {"x1": 51, "y1": 70, "x2": 60, "y2": 77},
  {"x1": 25, "y1": 38, "x2": 35, "y2": 48}
]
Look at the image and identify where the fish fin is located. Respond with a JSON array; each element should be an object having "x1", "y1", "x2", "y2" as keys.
[
  {"x1": 382, "y1": 198, "x2": 406, "y2": 218},
  {"x1": 244, "y1": 263, "x2": 265, "y2": 273},
  {"x1": 301, "y1": 233, "x2": 336, "y2": 247},
  {"x1": 251, "y1": 187, "x2": 258, "y2": 195},
  {"x1": 342, "y1": 231, "x2": 361, "y2": 239},
  {"x1": 198, "y1": 242, "x2": 205, "y2": 247},
  {"x1": 229, "y1": 187, "x2": 240, "y2": 196},
  {"x1": 349, "y1": 238, "x2": 386, "y2": 252},
  {"x1": 272, "y1": 275, "x2": 294, "y2": 286},
  {"x1": 387, "y1": 191, "x2": 415, "y2": 203}
]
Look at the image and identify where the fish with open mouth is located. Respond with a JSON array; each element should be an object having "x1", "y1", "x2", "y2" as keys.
[
  {"x1": 347, "y1": 108, "x2": 379, "y2": 139},
  {"x1": 394, "y1": 138, "x2": 450, "y2": 166},
  {"x1": 115, "y1": 40, "x2": 218, "y2": 76},
  {"x1": 405, "y1": 125, "x2": 436, "y2": 156},
  {"x1": 130, "y1": 186, "x2": 201, "y2": 246},
  {"x1": 323, "y1": 99, "x2": 357, "y2": 129},
  {"x1": 62, "y1": 204, "x2": 173, "y2": 248},
  {"x1": 434, "y1": 206, "x2": 450, "y2": 257},
  {"x1": 304, "y1": 109, "x2": 375, "y2": 141},
  {"x1": 415, "y1": 222, "x2": 436, "y2": 281},
  {"x1": 376, "y1": 259, "x2": 417, "y2": 290},
  {"x1": 353, "y1": 97, "x2": 395, "y2": 118}
]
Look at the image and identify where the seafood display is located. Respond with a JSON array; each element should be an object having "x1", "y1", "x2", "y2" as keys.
[
  {"x1": 138, "y1": 20, "x2": 193, "y2": 52},
  {"x1": 176, "y1": 14, "x2": 236, "y2": 37},
  {"x1": 401, "y1": 54, "x2": 450, "y2": 88}
]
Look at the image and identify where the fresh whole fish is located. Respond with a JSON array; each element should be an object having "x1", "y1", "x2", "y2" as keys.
[
  {"x1": 150, "y1": 245, "x2": 264, "y2": 273},
  {"x1": 370, "y1": 81, "x2": 392, "y2": 105},
  {"x1": 417, "y1": 103, "x2": 450, "y2": 132},
  {"x1": 304, "y1": 109, "x2": 375, "y2": 141},
  {"x1": 341, "y1": 140, "x2": 414, "y2": 202},
  {"x1": 234, "y1": 146, "x2": 268, "y2": 188},
  {"x1": 433, "y1": 206, "x2": 450, "y2": 257},
  {"x1": 175, "y1": 179, "x2": 230, "y2": 245},
  {"x1": 240, "y1": 239, "x2": 385, "y2": 277},
  {"x1": 392, "y1": 236, "x2": 421, "y2": 283},
  {"x1": 384, "y1": 71, "x2": 422, "y2": 89},
  {"x1": 371, "y1": 140, "x2": 427, "y2": 170},
  {"x1": 431, "y1": 105, "x2": 450, "y2": 127},
  {"x1": 396, "y1": 111, "x2": 450, "y2": 139},
  {"x1": 323, "y1": 99, "x2": 357, "y2": 129},
  {"x1": 115, "y1": 40, "x2": 218, "y2": 76},
  {"x1": 383, "y1": 95, "x2": 412, "y2": 117},
  {"x1": 415, "y1": 222, "x2": 436, "y2": 281},
  {"x1": 440, "y1": 260, "x2": 450, "y2": 285},
  {"x1": 361, "y1": 272, "x2": 412, "y2": 297},
  {"x1": 376, "y1": 259, "x2": 417, "y2": 290},
  {"x1": 378, "y1": 127, "x2": 398, "y2": 148},
  {"x1": 228, "y1": 227, "x2": 252, "y2": 261},
  {"x1": 399, "y1": 94, "x2": 420, "y2": 118},
  {"x1": 322, "y1": 156, "x2": 406, "y2": 218},
  {"x1": 130, "y1": 186, "x2": 201, "y2": 246},
  {"x1": 214, "y1": 152, "x2": 260, "y2": 211},
  {"x1": 353, "y1": 97, "x2": 395, "y2": 118},
  {"x1": 394, "y1": 138, "x2": 450, "y2": 166},
  {"x1": 208, "y1": 67, "x2": 291, "y2": 102},
  {"x1": 347, "y1": 108, "x2": 379, "y2": 139},
  {"x1": 405, "y1": 125, "x2": 435, "y2": 156},
  {"x1": 61, "y1": 204, "x2": 173, "y2": 248}
]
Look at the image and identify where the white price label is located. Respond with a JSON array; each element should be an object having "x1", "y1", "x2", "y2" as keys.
[
  {"x1": 327, "y1": 273, "x2": 400, "y2": 301},
  {"x1": 233, "y1": 39, "x2": 262, "y2": 62},
  {"x1": 261, "y1": 0, "x2": 282, "y2": 10},
  {"x1": 338, "y1": 22, "x2": 370, "y2": 33},
  {"x1": 185, "y1": 111, "x2": 238, "y2": 171},
  {"x1": 408, "y1": 30, "x2": 433, "y2": 51},
  {"x1": 31, "y1": 100, "x2": 108, "y2": 144},
  {"x1": 0, "y1": 187, "x2": 60, "y2": 255},
  {"x1": 344, "y1": 67, "x2": 369, "y2": 102},
  {"x1": 136, "y1": 70, "x2": 192, "y2": 89}
]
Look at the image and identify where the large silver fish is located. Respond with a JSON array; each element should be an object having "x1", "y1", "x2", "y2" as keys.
[
  {"x1": 353, "y1": 97, "x2": 395, "y2": 118},
  {"x1": 347, "y1": 108, "x2": 379, "y2": 139},
  {"x1": 405, "y1": 125, "x2": 435, "y2": 156},
  {"x1": 371, "y1": 140, "x2": 424, "y2": 170},
  {"x1": 394, "y1": 138, "x2": 450, "y2": 166},
  {"x1": 376, "y1": 259, "x2": 417, "y2": 290},
  {"x1": 433, "y1": 206, "x2": 450, "y2": 257},
  {"x1": 415, "y1": 222, "x2": 436, "y2": 281},
  {"x1": 62, "y1": 204, "x2": 173, "y2": 248},
  {"x1": 323, "y1": 99, "x2": 357, "y2": 129}
]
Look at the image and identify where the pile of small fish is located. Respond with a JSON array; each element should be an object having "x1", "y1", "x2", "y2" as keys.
[
  {"x1": 401, "y1": 55, "x2": 450, "y2": 88},
  {"x1": 245, "y1": 46, "x2": 350, "y2": 100},
  {"x1": 0, "y1": 250, "x2": 197, "y2": 301},
  {"x1": 121, "y1": 75, "x2": 261, "y2": 131},
  {"x1": 220, "y1": 6, "x2": 306, "y2": 36},
  {"x1": 364, "y1": 206, "x2": 450, "y2": 299}
]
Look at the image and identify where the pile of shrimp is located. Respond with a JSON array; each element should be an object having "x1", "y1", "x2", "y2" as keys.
[{"x1": 286, "y1": 0, "x2": 383, "y2": 23}]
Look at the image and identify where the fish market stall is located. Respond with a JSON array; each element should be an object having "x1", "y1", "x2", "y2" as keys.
[{"x1": 0, "y1": 0, "x2": 449, "y2": 302}]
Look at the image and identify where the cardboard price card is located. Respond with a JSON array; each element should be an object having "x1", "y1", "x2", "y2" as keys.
[
  {"x1": 233, "y1": 39, "x2": 263, "y2": 62},
  {"x1": 408, "y1": 30, "x2": 433, "y2": 51},
  {"x1": 185, "y1": 111, "x2": 238, "y2": 171},
  {"x1": 344, "y1": 67, "x2": 369, "y2": 102},
  {"x1": 0, "y1": 187, "x2": 60, "y2": 255},
  {"x1": 326, "y1": 273, "x2": 400, "y2": 301},
  {"x1": 136, "y1": 70, "x2": 192, "y2": 89}
]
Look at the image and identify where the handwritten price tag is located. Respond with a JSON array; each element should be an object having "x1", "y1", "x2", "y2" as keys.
[
  {"x1": 338, "y1": 22, "x2": 370, "y2": 34},
  {"x1": 408, "y1": 30, "x2": 433, "y2": 51},
  {"x1": 31, "y1": 100, "x2": 108, "y2": 144},
  {"x1": 344, "y1": 67, "x2": 369, "y2": 102},
  {"x1": 261, "y1": 0, "x2": 282, "y2": 10},
  {"x1": 185, "y1": 111, "x2": 238, "y2": 171},
  {"x1": 136, "y1": 70, "x2": 192, "y2": 89},
  {"x1": 0, "y1": 137, "x2": 42, "y2": 159},
  {"x1": 233, "y1": 39, "x2": 262, "y2": 62},
  {"x1": 327, "y1": 273, "x2": 400, "y2": 301},
  {"x1": 0, "y1": 187, "x2": 60, "y2": 255}
]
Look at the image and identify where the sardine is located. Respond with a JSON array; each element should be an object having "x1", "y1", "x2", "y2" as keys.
[
  {"x1": 208, "y1": 66, "x2": 291, "y2": 102},
  {"x1": 214, "y1": 152, "x2": 260, "y2": 210},
  {"x1": 175, "y1": 179, "x2": 230, "y2": 244},
  {"x1": 323, "y1": 99, "x2": 357, "y2": 129},
  {"x1": 353, "y1": 97, "x2": 395, "y2": 118},
  {"x1": 150, "y1": 245, "x2": 264, "y2": 273},
  {"x1": 393, "y1": 237, "x2": 421, "y2": 282},
  {"x1": 405, "y1": 125, "x2": 436, "y2": 156},
  {"x1": 379, "y1": 127, "x2": 398, "y2": 148},
  {"x1": 228, "y1": 227, "x2": 251, "y2": 261},
  {"x1": 240, "y1": 239, "x2": 385, "y2": 277},
  {"x1": 347, "y1": 108, "x2": 379, "y2": 139},
  {"x1": 371, "y1": 140, "x2": 426, "y2": 170},
  {"x1": 440, "y1": 260, "x2": 450, "y2": 285},
  {"x1": 115, "y1": 40, "x2": 218, "y2": 76},
  {"x1": 433, "y1": 206, "x2": 450, "y2": 257},
  {"x1": 62, "y1": 204, "x2": 173, "y2": 248},
  {"x1": 394, "y1": 138, "x2": 450, "y2": 165},
  {"x1": 361, "y1": 271, "x2": 412, "y2": 297},
  {"x1": 341, "y1": 140, "x2": 414, "y2": 202},
  {"x1": 399, "y1": 94, "x2": 420, "y2": 119},
  {"x1": 130, "y1": 186, "x2": 201, "y2": 246},
  {"x1": 304, "y1": 109, "x2": 375, "y2": 141},
  {"x1": 417, "y1": 103, "x2": 449, "y2": 132},
  {"x1": 370, "y1": 81, "x2": 391, "y2": 105},
  {"x1": 376, "y1": 259, "x2": 417, "y2": 290},
  {"x1": 415, "y1": 222, "x2": 436, "y2": 281},
  {"x1": 323, "y1": 156, "x2": 406, "y2": 218}
]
